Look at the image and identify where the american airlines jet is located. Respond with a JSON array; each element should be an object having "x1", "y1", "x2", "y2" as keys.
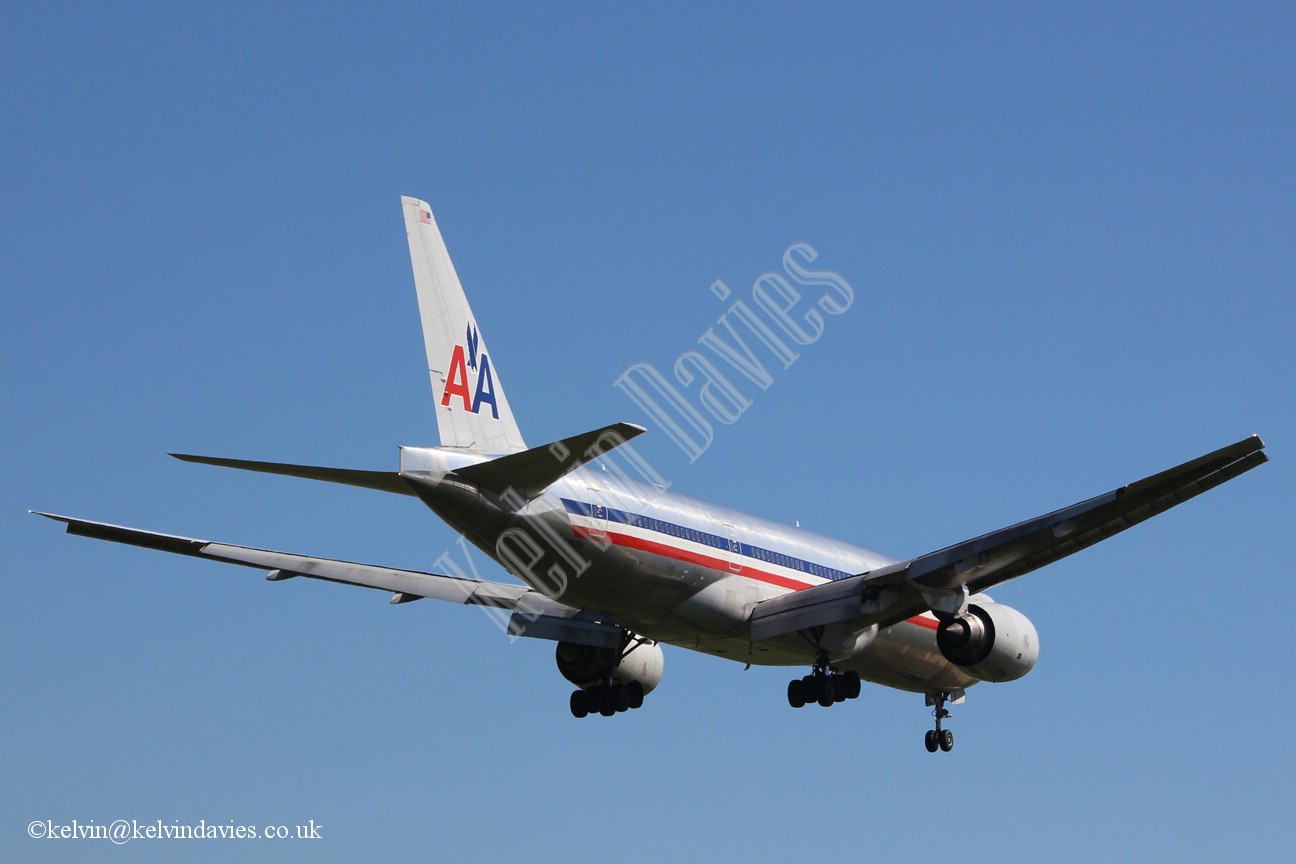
[{"x1": 34, "y1": 197, "x2": 1267, "y2": 752}]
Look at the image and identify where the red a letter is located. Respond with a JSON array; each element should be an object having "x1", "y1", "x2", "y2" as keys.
[{"x1": 441, "y1": 345, "x2": 473, "y2": 410}]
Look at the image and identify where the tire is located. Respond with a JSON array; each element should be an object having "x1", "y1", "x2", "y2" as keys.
[
  {"x1": 598, "y1": 687, "x2": 617, "y2": 717},
  {"x1": 844, "y1": 671, "x2": 861, "y2": 700},
  {"x1": 787, "y1": 679, "x2": 806, "y2": 708},
  {"x1": 924, "y1": 730, "x2": 938, "y2": 753},
  {"x1": 939, "y1": 729, "x2": 954, "y2": 752},
  {"x1": 570, "y1": 690, "x2": 588, "y2": 719},
  {"x1": 627, "y1": 681, "x2": 645, "y2": 710}
]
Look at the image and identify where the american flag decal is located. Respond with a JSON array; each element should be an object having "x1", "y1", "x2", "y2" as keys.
[{"x1": 419, "y1": 209, "x2": 432, "y2": 225}]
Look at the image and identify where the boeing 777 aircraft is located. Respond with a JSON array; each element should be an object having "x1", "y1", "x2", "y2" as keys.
[{"x1": 35, "y1": 196, "x2": 1267, "y2": 752}]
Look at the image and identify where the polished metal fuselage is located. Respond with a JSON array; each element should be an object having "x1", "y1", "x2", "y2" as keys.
[{"x1": 400, "y1": 444, "x2": 978, "y2": 693}]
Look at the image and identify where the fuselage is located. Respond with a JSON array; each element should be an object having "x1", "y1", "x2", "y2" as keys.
[{"x1": 400, "y1": 444, "x2": 981, "y2": 693}]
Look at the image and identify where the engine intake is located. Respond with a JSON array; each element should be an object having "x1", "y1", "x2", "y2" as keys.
[{"x1": 935, "y1": 602, "x2": 1038, "y2": 683}]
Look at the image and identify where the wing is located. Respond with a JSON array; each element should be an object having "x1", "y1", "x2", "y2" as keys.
[
  {"x1": 32, "y1": 512, "x2": 623, "y2": 648},
  {"x1": 751, "y1": 435, "x2": 1267, "y2": 641}
]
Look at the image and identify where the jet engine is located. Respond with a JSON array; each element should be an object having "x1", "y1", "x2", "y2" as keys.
[
  {"x1": 555, "y1": 639, "x2": 664, "y2": 694},
  {"x1": 935, "y1": 602, "x2": 1038, "y2": 683}
]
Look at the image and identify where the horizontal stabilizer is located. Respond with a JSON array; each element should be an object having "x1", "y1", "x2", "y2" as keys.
[
  {"x1": 450, "y1": 422, "x2": 646, "y2": 499},
  {"x1": 171, "y1": 454, "x2": 413, "y2": 496}
]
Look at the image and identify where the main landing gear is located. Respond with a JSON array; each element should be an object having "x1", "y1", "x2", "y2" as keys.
[
  {"x1": 560, "y1": 630, "x2": 661, "y2": 719},
  {"x1": 786, "y1": 652, "x2": 862, "y2": 709},
  {"x1": 569, "y1": 680, "x2": 645, "y2": 718},
  {"x1": 923, "y1": 691, "x2": 955, "y2": 753}
]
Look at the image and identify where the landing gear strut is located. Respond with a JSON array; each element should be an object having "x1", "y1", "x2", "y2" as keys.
[
  {"x1": 786, "y1": 651, "x2": 861, "y2": 709},
  {"x1": 923, "y1": 691, "x2": 955, "y2": 753}
]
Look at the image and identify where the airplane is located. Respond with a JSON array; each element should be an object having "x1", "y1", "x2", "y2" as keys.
[{"x1": 34, "y1": 196, "x2": 1268, "y2": 753}]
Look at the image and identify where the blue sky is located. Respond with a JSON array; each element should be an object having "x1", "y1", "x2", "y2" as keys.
[{"x1": 3, "y1": 2, "x2": 1292, "y2": 861}]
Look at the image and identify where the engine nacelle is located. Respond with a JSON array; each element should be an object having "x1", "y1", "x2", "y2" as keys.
[
  {"x1": 555, "y1": 639, "x2": 664, "y2": 694},
  {"x1": 935, "y1": 602, "x2": 1039, "y2": 683}
]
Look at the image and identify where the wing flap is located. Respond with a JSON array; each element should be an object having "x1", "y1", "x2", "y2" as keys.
[{"x1": 749, "y1": 562, "x2": 910, "y2": 642}]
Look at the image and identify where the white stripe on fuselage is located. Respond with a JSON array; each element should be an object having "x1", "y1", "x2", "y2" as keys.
[
  {"x1": 565, "y1": 502, "x2": 833, "y2": 591},
  {"x1": 551, "y1": 469, "x2": 898, "y2": 595}
]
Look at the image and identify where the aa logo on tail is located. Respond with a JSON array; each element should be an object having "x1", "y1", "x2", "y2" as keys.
[{"x1": 441, "y1": 323, "x2": 499, "y2": 418}]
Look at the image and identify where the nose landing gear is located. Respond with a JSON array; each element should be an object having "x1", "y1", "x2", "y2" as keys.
[{"x1": 923, "y1": 690, "x2": 957, "y2": 753}]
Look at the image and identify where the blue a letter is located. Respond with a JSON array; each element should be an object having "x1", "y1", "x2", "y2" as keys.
[{"x1": 473, "y1": 354, "x2": 499, "y2": 418}]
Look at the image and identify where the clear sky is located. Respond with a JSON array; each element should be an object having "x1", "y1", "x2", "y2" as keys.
[{"x1": 3, "y1": 2, "x2": 1292, "y2": 861}]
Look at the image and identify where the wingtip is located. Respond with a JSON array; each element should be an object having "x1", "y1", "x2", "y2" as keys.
[{"x1": 170, "y1": 453, "x2": 218, "y2": 465}]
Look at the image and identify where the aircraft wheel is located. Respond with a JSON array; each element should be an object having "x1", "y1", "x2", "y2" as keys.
[
  {"x1": 787, "y1": 679, "x2": 806, "y2": 708},
  {"x1": 816, "y1": 678, "x2": 835, "y2": 707},
  {"x1": 924, "y1": 730, "x2": 938, "y2": 753},
  {"x1": 844, "y1": 671, "x2": 861, "y2": 700},
  {"x1": 570, "y1": 690, "x2": 588, "y2": 719},
  {"x1": 627, "y1": 681, "x2": 645, "y2": 710},
  {"x1": 939, "y1": 729, "x2": 954, "y2": 752}
]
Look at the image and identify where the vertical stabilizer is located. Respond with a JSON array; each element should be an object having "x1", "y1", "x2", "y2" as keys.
[{"x1": 401, "y1": 196, "x2": 527, "y2": 454}]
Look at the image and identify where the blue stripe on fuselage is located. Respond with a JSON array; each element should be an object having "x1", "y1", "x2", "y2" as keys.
[{"x1": 560, "y1": 497, "x2": 853, "y2": 582}]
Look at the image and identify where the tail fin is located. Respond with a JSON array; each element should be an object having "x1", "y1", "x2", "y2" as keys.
[{"x1": 401, "y1": 196, "x2": 527, "y2": 454}]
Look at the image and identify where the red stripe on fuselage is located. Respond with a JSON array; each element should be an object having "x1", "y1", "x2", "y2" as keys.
[{"x1": 572, "y1": 524, "x2": 812, "y2": 591}]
